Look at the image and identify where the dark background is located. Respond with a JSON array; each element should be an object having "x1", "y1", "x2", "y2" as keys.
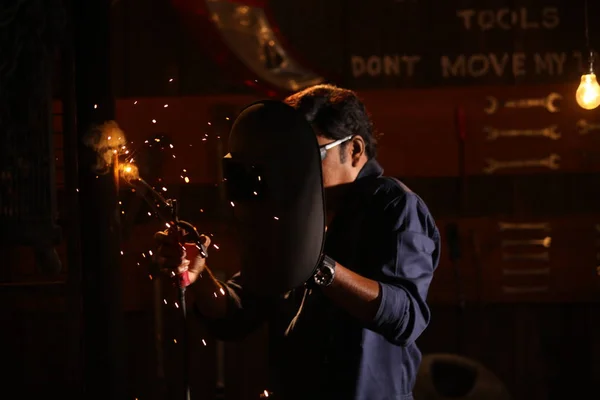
[{"x1": 3, "y1": 0, "x2": 600, "y2": 399}]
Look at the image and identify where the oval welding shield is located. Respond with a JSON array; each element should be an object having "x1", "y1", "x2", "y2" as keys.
[{"x1": 223, "y1": 100, "x2": 325, "y2": 296}]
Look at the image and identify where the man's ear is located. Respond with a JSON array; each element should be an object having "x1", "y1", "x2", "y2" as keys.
[{"x1": 350, "y1": 136, "x2": 365, "y2": 167}]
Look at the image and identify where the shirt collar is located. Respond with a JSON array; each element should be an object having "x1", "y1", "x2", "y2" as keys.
[{"x1": 356, "y1": 158, "x2": 384, "y2": 181}]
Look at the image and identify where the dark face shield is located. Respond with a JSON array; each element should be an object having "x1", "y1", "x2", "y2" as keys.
[
  {"x1": 224, "y1": 100, "x2": 326, "y2": 296},
  {"x1": 222, "y1": 157, "x2": 268, "y2": 202}
]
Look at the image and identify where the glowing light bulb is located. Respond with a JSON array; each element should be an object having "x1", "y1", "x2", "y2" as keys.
[{"x1": 576, "y1": 73, "x2": 600, "y2": 110}]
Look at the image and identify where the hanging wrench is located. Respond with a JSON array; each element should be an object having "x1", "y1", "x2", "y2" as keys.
[
  {"x1": 576, "y1": 119, "x2": 600, "y2": 135},
  {"x1": 484, "y1": 125, "x2": 561, "y2": 141},
  {"x1": 502, "y1": 252, "x2": 550, "y2": 261},
  {"x1": 498, "y1": 222, "x2": 551, "y2": 232},
  {"x1": 501, "y1": 236, "x2": 552, "y2": 248},
  {"x1": 483, "y1": 153, "x2": 560, "y2": 174},
  {"x1": 502, "y1": 286, "x2": 549, "y2": 294},
  {"x1": 503, "y1": 268, "x2": 550, "y2": 276},
  {"x1": 484, "y1": 92, "x2": 562, "y2": 114}
]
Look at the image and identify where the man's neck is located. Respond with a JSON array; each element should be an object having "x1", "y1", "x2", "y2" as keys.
[{"x1": 324, "y1": 184, "x2": 351, "y2": 223}]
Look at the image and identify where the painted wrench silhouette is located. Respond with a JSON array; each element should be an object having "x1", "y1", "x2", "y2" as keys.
[{"x1": 484, "y1": 92, "x2": 562, "y2": 115}]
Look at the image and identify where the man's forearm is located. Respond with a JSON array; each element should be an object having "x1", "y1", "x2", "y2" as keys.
[
  {"x1": 188, "y1": 266, "x2": 228, "y2": 319},
  {"x1": 321, "y1": 262, "x2": 381, "y2": 323}
]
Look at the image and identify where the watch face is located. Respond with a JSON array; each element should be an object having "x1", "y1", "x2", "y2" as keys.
[{"x1": 314, "y1": 257, "x2": 335, "y2": 286}]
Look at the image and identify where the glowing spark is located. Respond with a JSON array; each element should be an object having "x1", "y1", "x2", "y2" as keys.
[
  {"x1": 134, "y1": 101, "x2": 138, "y2": 104},
  {"x1": 163, "y1": 299, "x2": 167, "y2": 304},
  {"x1": 142, "y1": 253, "x2": 146, "y2": 258},
  {"x1": 169, "y1": 78, "x2": 174, "y2": 82},
  {"x1": 164, "y1": 104, "x2": 169, "y2": 108},
  {"x1": 200, "y1": 209, "x2": 204, "y2": 213},
  {"x1": 149, "y1": 274, "x2": 153, "y2": 280},
  {"x1": 202, "y1": 339, "x2": 207, "y2": 346},
  {"x1": 152, "y1": 119, "x2": 157, "y2": 124},
  {"x1": 169, "y1": 144, "x2": 174, "y2": 148},
  {"x1": 93, "y1": 104, "x2": 98, "y2": 109},
  {"x1": 213, "y1": 244, "x2": 220, "y2": 250},
  {"x1": 219, "y1": 287, "x2": 226, "y2": 295},
  {"x1": 253, "y1": 191, "x2": 257, "y2": 195},
  {"x1": 147, "y1": 212, "x2": 152, "y2": 216},
  {"x1": 208, "y1": 122, "x2": 212, "y2": 125},
  {"x1": 165, "y1": 223, "x2": 171, "y2": 228},
  {"x1": 273, "y1": 216, "x2": 279, "y2": 220},
  {"x1": 184, "y1": 177, "x2": 190, "y2": 183},
  {"x1": 225, "y1": 117, "x2": 230, "y2": 120},
  {"x1": 214, "y1": 292, "x2": 217, "y2": 298},
  {"x1": 118, "y1": 163, "x2": 140, "y2": 182},
  {"x1": 154, "y1": 138, "x2": 160, "y2": 142},
  {"x1": 148, "y1": 250, "x2": 153, "y2": 256},
  {"x1": 230, "y1": 201, "x2": 235, "y2": 207},
  {"x1": 120, "y1": 251, "x2": 124, "y2": 255},
  {"x1": 173, "y1": 339, "x2": 177, "y2": 343},
  {"x1": 175, "y1": 302, "x2": 179, "y2": 308},
  {"x1": 162, "y1": 187, "x2": 167, "y2": 192}
]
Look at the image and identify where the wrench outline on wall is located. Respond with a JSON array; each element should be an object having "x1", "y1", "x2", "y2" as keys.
[
  {"x1": 502, "y1": 286, "x2": 549, "y2": 294},
  {"x1": 483, "y1": 153, "x2": 560, "y2": 174},
  {"x1": 502, "y1": 268, "x2": 550, "y2": 276},
  {"x1": 484, "y1": 125, "x2": 561, "y2": 141},
  {"x1": 498, "y1": 222, "x2": 551, "y2": 232},
  {"x1": 501, "y1": 236, "x2": 552, "y2": 248},
  {"x1": 484, "y1": 92, "x2": 562, "y2": 114},
  {"x1": 502, "y1": 252, "x2": 550, "y2": 261},
  {"x1": 576, "y1": 119, "x2": 600, "y2": 135}
]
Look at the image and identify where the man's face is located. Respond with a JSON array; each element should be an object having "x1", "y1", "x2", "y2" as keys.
[{"x1": 316, "y1": 135, "x2": 366, "y2": 189}]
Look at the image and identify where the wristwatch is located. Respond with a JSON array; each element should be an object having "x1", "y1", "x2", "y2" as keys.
[{"x1": 313, "y1": 255, "x2": 336, "y2": 287}]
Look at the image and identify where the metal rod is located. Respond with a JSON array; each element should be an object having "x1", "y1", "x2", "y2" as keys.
[
  {"x1": 171, "y1": 199, "x2": 191, "y2": 400},
  {"x1": 180, "y1": 286, "x2": 191, "y2": 400},
  {"x1": 152, "y1": 275, "x2": 166, "y2": 394}
]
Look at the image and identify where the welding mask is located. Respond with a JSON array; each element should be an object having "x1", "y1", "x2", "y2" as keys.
[{"x1": 223, "y1": 100, "x2": 325, "y2": 296}]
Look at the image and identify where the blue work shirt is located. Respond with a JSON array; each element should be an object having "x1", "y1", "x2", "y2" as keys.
[{"x1": 198, "y1": 159, "x2": 440, "y2": 400}]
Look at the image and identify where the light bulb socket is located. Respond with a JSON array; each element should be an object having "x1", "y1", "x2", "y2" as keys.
[{"x1": 588, "y1": 50, "x2": 596, "y2": 74}]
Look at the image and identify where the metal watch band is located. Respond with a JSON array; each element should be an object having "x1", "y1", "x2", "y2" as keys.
[{"x1": 313, "y1": 255, "x2": 336, "y2": 287}]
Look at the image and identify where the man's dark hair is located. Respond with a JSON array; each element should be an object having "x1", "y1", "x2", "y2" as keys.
[{"x1": 284, "y1": 84, "x2": 378, "y2": 160}]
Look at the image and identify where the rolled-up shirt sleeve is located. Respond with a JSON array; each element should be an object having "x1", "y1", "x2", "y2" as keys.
[
  {"x1": 195, "y1": 272, "x2": 273, "y2": 341},
  {"x1": 369, "y1": 192, "x2": 440, "y2": 346}
]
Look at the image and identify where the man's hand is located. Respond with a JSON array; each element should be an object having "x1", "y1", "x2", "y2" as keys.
[{"x1": 153, "y1": 229, "x2": 211, "y2": 285}]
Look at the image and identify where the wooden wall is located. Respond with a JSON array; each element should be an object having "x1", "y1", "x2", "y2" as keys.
[{"x1": 3, "y1": 83, "x2": 599, "y2": 399}]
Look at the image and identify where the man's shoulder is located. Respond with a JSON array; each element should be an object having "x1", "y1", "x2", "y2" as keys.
[
  {"x1": 370, "y1": 176, "x2": 421, "y2": 209},
  {"x1": 366, "y1": 176, "x2": 438, "y2": 235}
]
